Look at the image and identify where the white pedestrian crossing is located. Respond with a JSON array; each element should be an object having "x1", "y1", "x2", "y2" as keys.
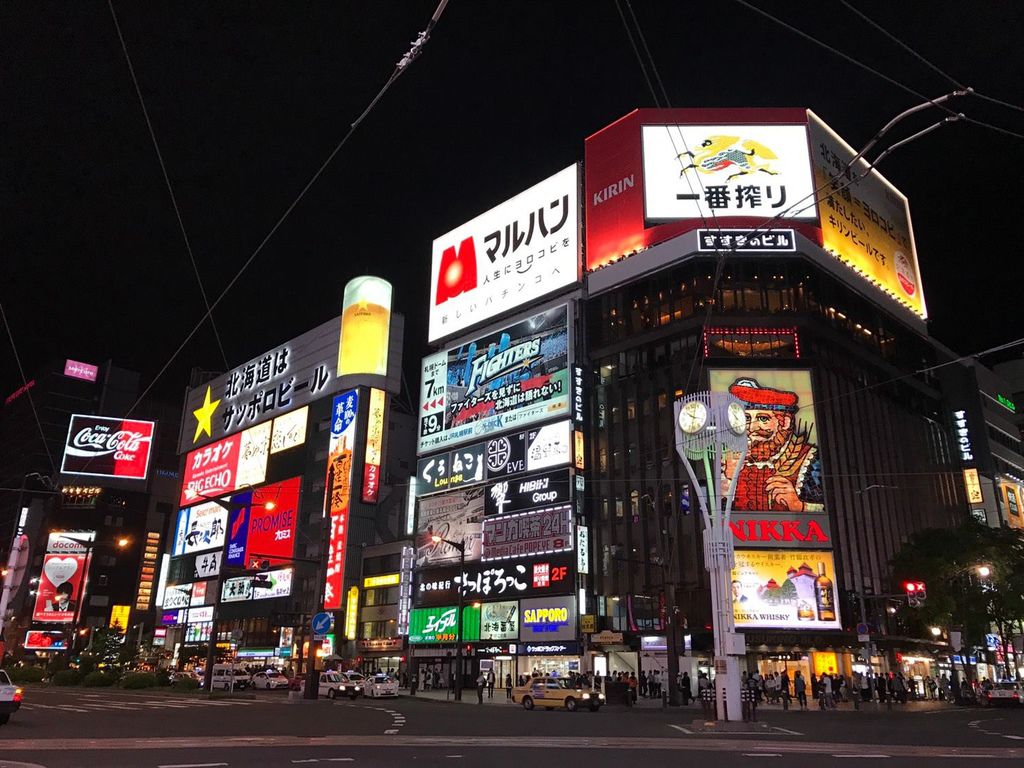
[{"x1": 20, "y1": 695, "x2": 272, "y2": 715}]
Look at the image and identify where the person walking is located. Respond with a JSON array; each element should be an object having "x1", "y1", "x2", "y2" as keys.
[
  {"x1": 486, "y1": 669, "x2": 495, "y2": 699},
  {"x1": 780, "y1": 670, "x2": 791, "y2": 710},
  {"x1": 628, "y1": 673, "x2": 638, "y2": 705},
  {"x1": 810, "y1": 672, "x2": 818, "y2": 701},
  {"x1": 505, "y1": 673, "x2": 513, "y2": 700},
  {"x1": 639, "y1": 671, "x2": 648, "y2": 699},
  {"x1": 793, "y1": 671, "x2": 808, "y2": 710},
  {"x1": 410, "y1": 671, "x2": 418, "y2": 697},
  {"x1": 476, "y1": 672, "x2": 486, "y2": 704},
  {"x1": 821, "y1": 674, "x2": 835, "y2": 709},
  {"x1": 681, "y1": 672, "x2": 692, "y2": 705}
]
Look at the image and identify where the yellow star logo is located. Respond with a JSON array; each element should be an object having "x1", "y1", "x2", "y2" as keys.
[{"x1": 192, "y1": 386, "x2": 221, "y2": 443}]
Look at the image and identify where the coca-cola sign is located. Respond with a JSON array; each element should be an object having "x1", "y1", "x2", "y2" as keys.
[{"x1": 61, "y1": 415, "x2": 155, "y2": 480}]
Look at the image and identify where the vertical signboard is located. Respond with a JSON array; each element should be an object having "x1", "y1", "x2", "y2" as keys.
[
  {"x1": 32, "y1": 532, "x2": 95, "y2": 624},
  {"x1": 324, "y1": 390, "x2": 359, "y2": 610},
  {"x1": 339, "y1": 277, "x2": 393, "y2": 377},
  {"x1": 362, "y1": 388, "x2": 386, "y2": 503}
]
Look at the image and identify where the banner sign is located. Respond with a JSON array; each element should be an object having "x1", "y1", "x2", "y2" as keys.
[
  {"x1": 179, "y1": 316, "x2": 341, "y2": 453},
  {"x1": 522, "y1": 641, "x2": 580, "y2": 656},
  {"x1": 480, "y1": 600, "x2": 519, "y2": 640},
  {"x1": 226, "y1": 477, "x2": 301, "y2": 568},
  {"x1": 32, "y1": 552, "x2": 90, "y2": 623},
  {"x1": 60, "y1": 414, "x2": 155, "y2": 480},
  {"x1": 416, "y1": 444, "x2": 485, "y2": 495},
  {"x1": 362, "y1": 388, "x2": 386, "y2": 503},
  {"x1": 162, "y1": 582, "x2": 193, "y2": 610},
  {"x1": 428, "y1": 164, "x2": 580, "y2": 342},
  {"x1": 482, "y1": 505, "x2": 573, "y2": 561},
  {"x1": 221, "y1": 576, "x2": 254, "y2": 603},
  {"x1": 576, "y1": 525, "x2": 590, "y2": 574},
  {"x1": 485, "y1": 468, "x2": 572, "y2": 517},
  {"x1": 173, "y1": 501, "x2": 228, "y2": 555},
  {"x1": 24, "y1": 630, "x2": 68, "y2": 650},
  {"x1": 728, "y1": 512, "x2": 832, "y2": 549},
  {"x1": 63, "y1": 359, "x2": 98, "y2": 382},
  {"x1": 324, "y1": 390, "x2": 359, "y2": 610},
  {"x1": 408, "y1": 604, "x2": 481, "y2": 644},
  {"x1": 418, "y1": 304, "x2": 571, "y2": 454},
  {"x1": 731, "y1": 549, "x2": 842, "y2": 630},
  {"x1": 270, "y1": 406, "x2": 308, "y2": 454},
  {"x1": 519, "y1": 595, "x2": 576, "y2": 642},
  {"x1": 415, "y1": 487, "x2": 484, "y2": 567},
  {"x1": 414, "y1": 552, "x2": 574, "y2": 608}
]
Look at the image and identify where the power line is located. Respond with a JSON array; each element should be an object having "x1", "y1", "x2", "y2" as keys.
[
  {"x1": 838, "y1": 0, "x2": 1024, "y2": 115},
  {"x1": 108, "y1": 0, "x2": 229, "y2": 370},
  {"x1": 0, "y1": 298, "x2": 57, "y2": 475},
  {"x1": 733, "y1": 0, "x2": 1024, "y2": 142},
  {"x1": 123, "y1": 0, "x2": 450, "y2": 418}
]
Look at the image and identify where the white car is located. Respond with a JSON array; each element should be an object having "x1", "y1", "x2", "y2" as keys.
[
  {"x1": 365, "y1": 673, "x2": 399, "y2": 698},
  {"x1": 336, "y1": 671, "x2": 366, "y2": 699},
  {"x1": 318, "y1": 671, "x2": 345, "y2": 698},
  {"x1": 251, "y1": 670, "x2": 290, "y2": 690}
]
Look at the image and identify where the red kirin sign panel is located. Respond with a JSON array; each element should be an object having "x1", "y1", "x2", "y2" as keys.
[{"x1": 60, "y1": 415, "x2": 155, "y2": 480}]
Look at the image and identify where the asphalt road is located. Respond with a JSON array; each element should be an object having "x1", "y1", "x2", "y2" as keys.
[{"x1": 2, "y1": 687, "x2": 1023, "y2": 767}]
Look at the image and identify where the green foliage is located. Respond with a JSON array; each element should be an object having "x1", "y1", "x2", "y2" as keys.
[
  {"x1": 154, "y1": 668, "x2": 172, "y2": 687},
  {"x1": 121, "y1": 672, "x2": 157, "y2": 689},
  {"x1": 173, "y1": 676, "x2": 200, "y2": 691},
  {"x1": 82, "y1": 671, "x2": 116, "y2": 687},
  {"x1": 5, "y1": 666, "x2": 45, "y2": 683},
  {"x1": 50, "y1": 670, "x2": 82, "y2": 686}
]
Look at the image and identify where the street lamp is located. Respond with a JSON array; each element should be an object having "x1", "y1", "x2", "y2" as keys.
[
  {"x1": 430, "y1": 534, "x2": 466, "y2": 701},
  {"x1": 976, "y1": 565, "x2": 991, "y2": 579},
  {"x1": 930, "y1": 626, "x2": 942, "y2": 638}
]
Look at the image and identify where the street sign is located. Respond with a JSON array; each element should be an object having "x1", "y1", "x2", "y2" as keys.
[
  {"x1": 312, "y1": 612, "x2": 333, "y2": 638},
  {"x1": 856, "y1": 622, "x2": 869, "y2": 635},
  {"x1": 858, "y1": 634, "x2": 870, "y2": 643}
]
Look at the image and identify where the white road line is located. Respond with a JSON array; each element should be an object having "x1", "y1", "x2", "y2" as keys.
[
  {"x1": 384, "y1": 729, "x2": 399, "y2": 734},
  {"x1": 54, "y1": 705, "x2": 90, "y2": 713},
  {"x1": 833, "y1": 755, "x2": 889, "y2": 759},
  {"x1": 445, "y1": 757, "x2": 463, "y2": 759},
  {"x1": 743, "y1": 755, "x2": 782, "y2": 758},
  {"x1": 771, "y1": 726, "x2": 803, "y2": 735},
  {"x1": 157, "y1": 763, "x2": 229, "y2": 768},
  {"x1": 667, "y1": 724, "x2": 694, "y2": 735},
  {"x1": 291, "y1": 761, "x2": 319, "y2": 765},
  {"x1": 326, "y1": 760, "x2": 354, "y2": 763},
  {"x1": 1003, "y1": 735, "x2": 1024, "y2": 740}
]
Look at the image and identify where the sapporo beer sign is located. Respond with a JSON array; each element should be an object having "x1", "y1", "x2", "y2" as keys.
[
  {"x1": 418, "y1": 305, "x2": 571, "y2": 454},
  {"x1": 61, "y1": 414, "x2": 155, "y2": 480}
]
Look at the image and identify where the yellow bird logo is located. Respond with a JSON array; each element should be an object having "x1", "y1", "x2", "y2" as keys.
[{"x1": 679, "y1": 136, "x2": 780, "y2": 181}]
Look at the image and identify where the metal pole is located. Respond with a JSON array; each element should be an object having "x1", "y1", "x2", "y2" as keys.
[
  {"x1": 202, "y1": 570, "x2": 222, "y2": 693},
  {"x1": 858, "y1": 592, "x2": 873, "y2": 704},
  {"x1": 454, "y1": 543, "x2": 464, "y2": 701},
  {"x1": 304, "y1": 510, "x2": 331, "y2": 700}
]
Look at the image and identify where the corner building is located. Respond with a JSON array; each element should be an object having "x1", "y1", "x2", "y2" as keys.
[{"x1": 579, "y1": 109, "x2": 970, "y2": 683}]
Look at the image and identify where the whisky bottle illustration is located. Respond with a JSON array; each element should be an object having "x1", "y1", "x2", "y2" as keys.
[{"x1": 815, "y1": 561, "x2": 837, "y2": 622}]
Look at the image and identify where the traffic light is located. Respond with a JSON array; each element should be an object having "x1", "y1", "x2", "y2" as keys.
[{"x1": 903, "y1": 580, "x2": 927, "y2": 608}]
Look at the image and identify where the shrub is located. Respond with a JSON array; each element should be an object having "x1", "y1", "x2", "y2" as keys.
[
  {"x1": 121, "y1": 672, "x2": 157, "y2": 689},
  {"x1": 6, "y1": 666, "x2": 45, "y2": 683},
  {"x1": 50, "y1": 670, "x2": 82, "y2": 686},
  {"x1": 82, "y1": 671, "x2": 116, "y2": 687},
  {"x1": 154, "y1": 669, "x2": 172, "y2": 687},
  {"x1": 173, "y1": 676, "x2": 200, "y2": 691}
]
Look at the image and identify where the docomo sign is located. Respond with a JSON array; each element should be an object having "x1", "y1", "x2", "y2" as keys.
[
  {"x1": 61, "y1": 415, "x2": 155, "y2": 480},
  {"x1": 428, "y1": 164, "x2": 580, "y2": 342}
]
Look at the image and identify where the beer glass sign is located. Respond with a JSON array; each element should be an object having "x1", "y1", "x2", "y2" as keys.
[{"x1": 338, "y1": 276, "x2": 392, "y2": 377}]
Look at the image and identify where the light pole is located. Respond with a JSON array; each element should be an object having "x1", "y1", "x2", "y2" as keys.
[
  {"x1": 673, "y1": 392, "x2": 749, "y2": 721},
  {"x1": 431, "y1": 534, "x2": 465, "y2": 701}
]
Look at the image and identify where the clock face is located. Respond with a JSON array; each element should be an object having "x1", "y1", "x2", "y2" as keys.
[
  {"x1": 727, "y1": 402, "x2": 748, "y2": 436},
  {"x1": 678, "y1": 400, "x2": 708, "y2": 434}
]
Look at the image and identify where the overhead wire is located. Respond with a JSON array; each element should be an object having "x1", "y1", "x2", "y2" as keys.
[
  {"x1": 123, "y1": 0, "x2": 451, "y2": 418},
  {"x1": 0, "y1": 299, "x2": 57, "y2": 475},
  {"x1": 837, "y1": 0, "x2": 1024, "y2": 115},
  {"x1": 108, "y1": 0, "x2": 230, "y2": 370},
  {"x1": 733, "y1": 0, "x2": 1024, "y2": 142}
]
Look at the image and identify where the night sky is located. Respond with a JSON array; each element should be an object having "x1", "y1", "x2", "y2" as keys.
[{"x1": 4, "y1": 1, "x2": 1023, "y2": 404}]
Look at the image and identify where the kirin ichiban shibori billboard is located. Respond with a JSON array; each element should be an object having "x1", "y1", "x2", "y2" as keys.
[
  {"x1": 428, "y1": 164, "x2": 580, "y2": 343},
  {"x1": 418, "y1": 304, "x2": 571, "y2": 454}
]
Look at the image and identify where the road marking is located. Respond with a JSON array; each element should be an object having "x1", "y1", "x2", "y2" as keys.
[
  {"x1": 446, "y1": 756, "x2": 463, "y2": 759},
  {"x1": 291, "y1": 761, "x2": 319, "y2": 765},
  {"x1": 771, "y1": 727, "x2": 803, "y2": 735},
  {"x1": 157, "y1": 764, "x2": 229, "y2": 768},
  {"x1": 743, "y1": 754, "x2": 782, "y2": 758},
  {"x1": 668, "y1": 725, "x2": 694, "y2": 735},
  {"x1": 326, "y1": 760, "x2": 354, "y2": 763},
  {"x1": 384, "y1": 729, "x2": 399, "y2": 734},
  {"x1": 54, "y1": 705, "x2": 90, "y2": 713},
  {"x1": 1003, "y1": 736, "x2": 1024, "y2": 740},
  {"x1": 833, "y1": 755, "x2": 889, "y2": 759}
]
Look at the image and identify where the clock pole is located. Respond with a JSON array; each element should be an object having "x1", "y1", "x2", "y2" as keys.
[{"x1": 673, "y1": 392, "x2": 748, "y2": 721}]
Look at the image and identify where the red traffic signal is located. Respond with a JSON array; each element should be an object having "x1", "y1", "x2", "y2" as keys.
[{"x1": 903, "y1": 580, "x2": 927, "y2": 607}]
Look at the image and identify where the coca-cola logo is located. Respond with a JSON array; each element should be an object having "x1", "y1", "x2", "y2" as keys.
[{"x1": 65, "y1": 426, "x2": 151, "y2": 458}]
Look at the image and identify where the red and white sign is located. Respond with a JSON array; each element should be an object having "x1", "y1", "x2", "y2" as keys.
[
  {"x1": 24, "y1": 630, "x2": 68, "y2": 650},
  {"x1": 63, "y1": 359, "x2": 99, "y2": 382},
  {"x1": 428, "y1": 164, "x2": 579, "y2": 342},
  {"x1": 180, "y1": 433, "x2": 241, "y2": 506},
  {"x1": 227, "y1": 477, "x2": 300, "y2": 568},
  {"x1": 33, "y1": 552, "x2": 89, "y2": 623},
  {"x1": 362, "y1": 388, "x2": 386, "y2": 504},
  {"x1": 61, "y1": 415, "x2": 155, "y2": 480},
  {"x1": 324, "y1": 390, "x2": 359, "y2": 610},
  {"x1": 585, "y1": 108, "x2": 821, "y2": 275}
]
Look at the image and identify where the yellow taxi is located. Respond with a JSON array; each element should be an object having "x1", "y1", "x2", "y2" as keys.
[{"x1": 511, "y1": 676, "x2": 605, "y2": 712}]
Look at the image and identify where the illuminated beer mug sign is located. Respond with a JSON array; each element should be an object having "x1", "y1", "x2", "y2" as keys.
[{"x1": 338, "y1": 276, "x2": 392, "y2": 377}]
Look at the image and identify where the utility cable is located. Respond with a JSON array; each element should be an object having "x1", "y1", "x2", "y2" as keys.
[
  {"x1": 734, "y1": 0, "x2": 1024, "y2": 142},
  {"x1": 108, "y1": 0, "x2": 230, "y2": 370},
  {"x1": 838, "y1": 0, "x2": 1024, "y2": 115},
  {"x1": 124, "y1": 0, "x2": 450, "y2": 418},
  {"x1": 0, "y1": 298, "x2": 57, "y2": 475}
]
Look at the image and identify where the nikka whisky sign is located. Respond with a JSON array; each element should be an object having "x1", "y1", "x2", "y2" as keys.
[{"x1": 728, "y1": 511, "x2": 831, "y2": 550}]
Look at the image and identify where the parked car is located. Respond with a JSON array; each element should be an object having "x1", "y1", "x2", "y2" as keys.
[
  {"x1": 210, "y1": 664, "x2": 251, "y2": 691},
  {"x1": 365, "y1": 673, "x2": 399, "y2": 698},
  {"x1": 318, "y1": 671, "x2": 345, "y2": 698},
  {"x1": 251, "y1": 670, "x2": 290, "y2": 690},
  {"x1": 170, "y1": 670, "x2": 201, "y2": 685},
  {"x1": 337, "y1": 671, "x2": 366, "y2": 699},
  {"x1": 0, "y1": 670, "x2": 24, "y2": 726},
  {"x1": 983, "y1": 681, "x2": 1022, "y2": 707},
  {"x1": 511, "y1": 676, "x2": 605, "y2": 712}
]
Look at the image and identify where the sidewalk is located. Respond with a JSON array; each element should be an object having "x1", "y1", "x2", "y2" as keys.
[{"x1": 407, "y1": 688, "x2": 683, "y2": 708}]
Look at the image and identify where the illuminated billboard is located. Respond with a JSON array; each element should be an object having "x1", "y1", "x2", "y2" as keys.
[
  {"x1": 415, "y1": 487, "x2": 484, "y2": 567},
  {"x1": 270, "y1": 406, "x2": 308, "y2": 454},
  {"x1": 807, "y1": 111, "x2": 926, "y2": 319},
  {"x1": 172, "y1": 501, "x2": 228, "y2": 556},
  {"x1": 226, "y1": 477, "x2": 301, "y2": 568},
  {"x1": 24, "y1": 630, "x2": 68, "y2": 650},
  {"x1": 732, "y1": 549, "x2": 841, "y2": 630},
  {"x1": 641, "y1": 124, "x2": 816, "y2": 223},
  {"x1": 428, "y1": 164, "x2": 580, "y2": 343},
  {"x1": 414, "y1": 551, "x2": 574, "y2": 608},
  {"x1": 32, "y1": 531, "x2": 94, "y2": 624},
  {"x1": 418, "y1": 304, "x2": 571, "y2": 454},
  {"x1": 480, "y1": 600, "x2": 519, "y2": 640},
  {"x1": 60, "y1": 415, "x2": 155, "y2": 481},
  {"x1": 63, "y1": 359, "x2": 98, "y2": 382},
  {"x1": 519, "y1": 594, "x2": 576, "y2": 642},
  {"x1": 482, "y1": 505, "x2": 573, "y2": 561},
  {"x1": 362, "y1": 388, "x2": 386, "y2": 503},
  {"x1": 339, "y1": 277, "x2": 392, "y2": 377},
  {"x1": 408, "y1": 605, "x2": 481, "y2": 644},
  {"x1": 180, "y1": 421, "x2": 271, "y2": 506},
  {"x1": 324, "y1": 390, "x2": 359, "y2": 610},
  {"x1": 709, "y1": 369, "x2": 823, "y2": 513}
]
